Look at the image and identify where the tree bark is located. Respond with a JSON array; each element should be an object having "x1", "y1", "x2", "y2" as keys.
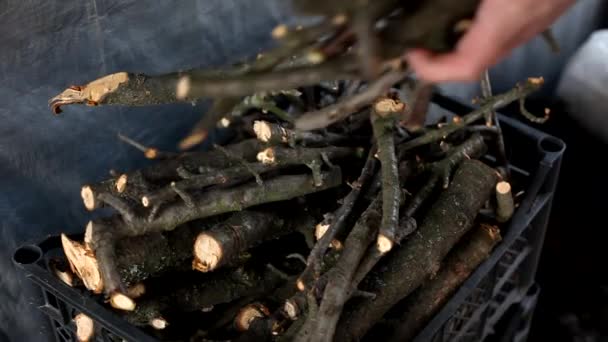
[
  {"x1": 90, "y1": 169, "x2": 343, "y2": 296},
  {"x1": 307, "y1": 196, "x2": 383, "y2": 342},
  {"x1": 388, "y1": 224, "x2": 502, "y2": 342},
  {"x1": 193, "y1": 210, "x2": 297, "y2": 273},
  {"x1": 335, "y1": 159, "x2": 497, "y2": 341}
]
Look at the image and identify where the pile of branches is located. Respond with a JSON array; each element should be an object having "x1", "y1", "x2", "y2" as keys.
[{"x1": 48, "y1": 1, "x2": 551, "y2": 341}]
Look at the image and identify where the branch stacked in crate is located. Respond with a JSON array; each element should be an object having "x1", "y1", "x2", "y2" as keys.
[{"x1": 48, "y1": 2, "x2": 551, "y2": 341}]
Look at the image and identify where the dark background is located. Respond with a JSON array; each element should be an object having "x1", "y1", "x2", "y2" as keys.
[{"x1": 1, "y1": 1, "x2": 607, "y2": 341}]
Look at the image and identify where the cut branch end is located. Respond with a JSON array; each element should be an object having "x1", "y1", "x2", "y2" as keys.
[
  {"x1": 257, "y1": 148, "x2": 276, "y2": 164},
  {"x1": 74, "y1": 313, "x2": 95, "y2": 342},
  {"x1": 376, "y1": 234, "x2": 394, "y2": 253},
  {"x1": 81, "y1": 186, "x2": 97, "y2": 211},
  {"x1": 253, "y1": 120, "x2": 273, "y2": 143},
  {"x1": 235, "y1": 303, "x2": 269, "y2": 332},
  {"x1": 193, "y1": 234, "x2": 223, "y2": 273},
  {"x1": 110, "y1": 292, "x2": 136, "y2": 311},
  {"x1": 176, "y1": 76, "x2": 191, "y2": 100},
  {"x1": 115, "y1": 174, "x2": 128, "y2": 193},
  {"x1": 150, "y1": 318, "x2": 169, "y2": 330}
]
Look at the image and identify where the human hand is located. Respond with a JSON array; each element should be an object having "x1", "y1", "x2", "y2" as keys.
[{"x1": 405, "y1": 0, "x2": 577, "y2": 82}]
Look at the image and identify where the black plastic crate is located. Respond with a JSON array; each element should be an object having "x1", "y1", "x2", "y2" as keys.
[{"x1": 12, "y1": 96, "x2": 565, "y2": 342}]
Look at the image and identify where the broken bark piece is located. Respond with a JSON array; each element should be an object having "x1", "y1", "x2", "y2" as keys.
[
  {"x1": 90, "y1": 169, "x2": 343, "y2": 296},
  {"x1": 496, "y1": 181, "x2": 514, "y2": 223},
  {"x1": 399, "y1": 78, "x2": 544, "y2": 153},
  {"x1": 308, "y1": 196, "x2": 383, "y2": 342},
  {"x1": 74, "y1": 313, "x2": 95, "y2": 342},
  {"x1": 298, "y1": 149, "x2": 377, "y2": 291},
  {"x1": 295, "y1": 69, "x2": 408, "y2": 131},
  {"x1": 61, "y1": 234, "x2": 103, "y2": 294},
  {"x1": 193, "y1": 211, "x2": 286, "y2": 272},
  {"x1": 372, "y1": 98, "x2": 404, "y2": 253},
  {"x1": 388, "y1": 224, "x2": 501, "y2": 341},
  {"x1": 336, "y1": 159, "x2": 498, "y2": 341}
]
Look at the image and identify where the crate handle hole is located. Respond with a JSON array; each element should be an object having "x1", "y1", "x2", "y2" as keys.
[
  {"x1": 13, "y1": 245, "x2": 43, "y2": 265},
  {"x1": 538, "y1": 136, "x2": 565, "y2": 154}
]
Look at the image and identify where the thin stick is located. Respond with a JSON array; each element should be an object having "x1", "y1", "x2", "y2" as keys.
[
  {"x1": 214, "y1": 144, "x2": 263, "y2": 185},
  {"x1": 61, "y1": 234, "x2": 103, "y2": 294},
  {"x1": 372, "y1": 98, "x2": 404, "y2": 253},
  {"x1": 481, "y1": 70, "x2": 511, "y2": 180},
  {"x1": 399, "y1": 77, "x2": 544, "y2": 153},
  {"x1": 336, "y1": 160, "x2": 498, "y2": 341},
  {"x1": 257, "y1": 146, "x2": 355, "y2": 187},
  {"x1": 297, "y1": 149, "x2": 377, "y2": 290},
  {"x1": 352, "y1": 10, "x2": 381, "y2": 79},
  {"x1": 519, "y1": 97, "x2": 551, "y2": 123},
  {"x1": 294, "y1": 69, "x2": 409, "y2": 131},
  {"x1": 118, "y1": 133, "x2": 178, "y2": 160},
  {"x1": 235, "y1": 303, "x2": 270, "y2": 332},
  {"x1": 308, "y1": 196, "x2": 383, "y2": 342}
]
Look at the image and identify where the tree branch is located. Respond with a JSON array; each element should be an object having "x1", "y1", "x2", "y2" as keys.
[{"x1": 336, "y1": 159, "x2": 498, "y2": 341}]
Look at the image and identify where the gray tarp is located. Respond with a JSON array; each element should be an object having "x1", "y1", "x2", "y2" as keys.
[{"x1": 0, "y1": 1, "x2": 605, "y2": 340}]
